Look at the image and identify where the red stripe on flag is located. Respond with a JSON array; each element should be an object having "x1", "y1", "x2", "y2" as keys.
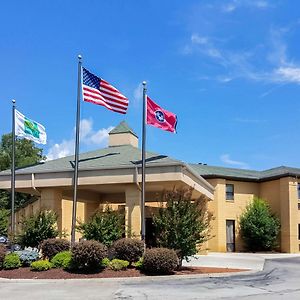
[
  {"x1": 83, "y1": 97, "x2": 126, "y2": 114},
  {"x1": 83, "y1": 92, "x2": 128, "y2": 110},
  {"x1": 99, "y1": 86, "x2": 128, "y2": 101},
  {"x1": 83, "y1": 87, "x2": 128, "y2": 107}
]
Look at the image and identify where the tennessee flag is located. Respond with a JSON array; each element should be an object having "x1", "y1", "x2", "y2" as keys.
[{"x1": 146, "y1": 96, "x2": 177, "y2": 133}]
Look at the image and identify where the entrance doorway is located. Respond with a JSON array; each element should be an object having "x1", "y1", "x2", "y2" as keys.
[
  {"x1": 226, "y1": 220, "x2": 235, "y2": 252},
  {"x1": 145, "y1": 217, "x2": 157, "y2": 248}
]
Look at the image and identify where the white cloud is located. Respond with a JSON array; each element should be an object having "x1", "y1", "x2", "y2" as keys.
[
  {"x1": 253, "y1": 0, "x2": 269, "y2": 8},
  {"x1": 217, "y1": 76, "x2": 234, "y2": 83},
  {"x1": 184, "y1": 25, "x2": 300, "y2": 86},
  {"x1": 222, "y1": 3, "x2": 236, "y2": 12},
  {"x1": 46, "y1": 119, "x2": 114, "y2": 160},
  {"x1": 189, "y1": 34, "x2": 226, "y2": 62},
  {"x1": 191, "y1": 34, "x2": 208, "y2": 45},
  {"x1": 80, "y1": 118, "x2": 93, "y2": 139},
  {"x1": 267, "y1": 28, "x2": 288, "y2": 66},
  {"x1": 274, "y1": 67, "x2": 300, "y2": 84},
  {"x1": 220, "y1": 154, "x2": 249, "y2": 169},
  {"x1": 47, "y1": 140, "x2": 75, "y2": 161},
  {"x1": 259, "y1": 83, "x2": 287, "y2": 98},
  {"x1": 222, "y1": 0, "x2": 270, "y2": 13},
  {"x1": 84, "y1": 126, "x2": 114, "y2": 145}
]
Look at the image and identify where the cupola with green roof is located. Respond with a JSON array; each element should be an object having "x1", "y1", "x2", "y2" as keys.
[{"x1": 108, "y1": 121, "x2": 138, "y2": 147}]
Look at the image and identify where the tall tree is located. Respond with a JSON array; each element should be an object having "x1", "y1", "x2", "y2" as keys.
[
  {"x1": 0, "y1": 133, "x2": 46, "y2": 210},
  {"x1": 153, "y1": 188, "x2": 213, "y2": 266},
  {"x1": 240, "y1": 197, "x2": 280, "y2": 251}
]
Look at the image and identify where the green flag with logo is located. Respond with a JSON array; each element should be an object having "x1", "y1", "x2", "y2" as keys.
[{"x1": 15, "y1": 110, "x2": 47, "y2": 144}]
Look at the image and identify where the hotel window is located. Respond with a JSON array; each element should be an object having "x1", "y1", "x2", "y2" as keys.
[
  {"x1": 226, "y1": 184, "x2": 234, "y2": 200},
  {"x1": 298, "y1": 224, "x2": 300, "y2": 240},
  {"x1": 298, "y1": 184, "x2": 300, "y2": 199}
]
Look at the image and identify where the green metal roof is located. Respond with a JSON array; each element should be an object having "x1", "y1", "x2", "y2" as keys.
[
  {"x1": 1, "y1": 134, "x2": 299, "y2": 182},
  {"x1": 0, "y1": 145, "x2": 182, "y2": 175},
  {"x1": 109, "y1": 121, "x2": 137, "y2": 137},
  {"x1": 188, "y1": 164, "x2": 300, "y2": 182}
]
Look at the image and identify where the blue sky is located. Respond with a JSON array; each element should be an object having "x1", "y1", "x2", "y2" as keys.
[{"x1": 1, "y1": 0, "x2": 300, "y2": 170}]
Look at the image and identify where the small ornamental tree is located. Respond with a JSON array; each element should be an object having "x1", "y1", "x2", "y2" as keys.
[
  {"x1": 240, "y1": 197, "x2": 280, "y2": 251},
  {"x1": 77, "y1": 206, "x2": 124, "y2": 247},
  {"x1": 153, "y1": 188, "x2": 212, "y2": 265},
  {"x1": 18, "y1": 210, "x2": 59, "y2": 248}
]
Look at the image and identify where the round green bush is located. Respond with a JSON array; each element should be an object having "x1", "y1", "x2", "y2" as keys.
[
  {"x1": 71, "y1": 240, "x2": 107, "y2": 272},
  {"x1": 109, "y1": 259, "x2": 129, "y2": 271},
  {"x1": 0, "y1": 244, "x2": 6, "y2": 268},
  {"x1": 133, "y1": 257, "x2": 143, "y2": 269},
  {"x1": 3, "y1": 253, "x2": 22, "y2": 270},
  {"x1": 101, "y1": 257, "x2": 110, "y2": 268},
  {"x1": 143, "y1": 248, "x2": 178, "y2": 275},
  {"x1": 111, "y1": 238, "x2": 144, "y2": 264},
  {"x1": 51, "y1": 251, "x2": 72, "y2": 269},
  {"x1": 40, "y1": 238, "x2": 70, "y2": 260},
  {"x1": 30, "y1": 260, "x2": 52, "y2": 271}
]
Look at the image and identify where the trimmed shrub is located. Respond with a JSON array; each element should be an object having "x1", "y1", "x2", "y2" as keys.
[
  {"x1": 15, "y1": 249, "x2": 39, "y2": 266},
  {"x1": 71, "y1": 240, "x2": 107, "y2": 272},
  {"x1": 77, "y1": 206, "x2": 124, "y2": 247},
  {"x1": 0, "y1": 244, "x2": 6, "y2": 268},
  {"x1": 101, "y1": 257, "x2": 110, "y2": 268},
  {"x1": 31, "y1": 260, "x2": 52, "y2": 271},
  {"x1": 3, "y1": 253, "x2": 22, "y2": 270},
  {"x1": 109, "y1": 259, "x2": 129, "y2": 271},
  {"x1": 143, "y1": 248, "x2": 178, "y2": 275},
  {"x1": 111, "y1": 238, "x2": 144, "y2": 264},
  {"x1": 51, "y1": 251, "x2": 72, "y2": 269},
  {"x1": 18, "y1": 210, "x2": 59, "y2": 248},
  {"x1": 240, "y1": 197, "x2": 280, "y2": 251},
  {"x1": 40, "y1": 238, "x2": 70, "y2": 260}
]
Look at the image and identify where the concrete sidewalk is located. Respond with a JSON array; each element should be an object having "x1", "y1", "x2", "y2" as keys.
[{"x1": 182, "y1": 252, "x2": 300, "y2": 271}]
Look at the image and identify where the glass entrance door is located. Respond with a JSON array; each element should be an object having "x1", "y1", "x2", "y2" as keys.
[{"x1": 226, "y1": 220, "x2": 235, "y2": 252}]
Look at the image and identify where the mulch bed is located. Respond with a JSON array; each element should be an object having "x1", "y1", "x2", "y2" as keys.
[{"x1": 0, "y1": 267, "x2": 246, "y2": 279}]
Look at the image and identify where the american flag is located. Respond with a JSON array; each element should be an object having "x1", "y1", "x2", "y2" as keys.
[{"x1": 82, "y1": 67, "x2": 128, "y2": 114}]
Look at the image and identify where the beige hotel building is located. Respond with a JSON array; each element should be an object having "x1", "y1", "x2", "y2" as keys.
[{"x1": 1, "y1": 121, "x2": 300, "y2": 253}]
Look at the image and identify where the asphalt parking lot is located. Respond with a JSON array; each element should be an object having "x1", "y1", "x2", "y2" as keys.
[{"x1": 1, "y1": 256, "x2": 300, "y2": 299}]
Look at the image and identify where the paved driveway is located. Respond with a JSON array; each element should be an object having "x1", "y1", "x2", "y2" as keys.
[{"x1": 1, "y1": 257, "x2": 300, "y2": 299}]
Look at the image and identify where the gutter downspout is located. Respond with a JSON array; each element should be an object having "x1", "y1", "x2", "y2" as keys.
[
  {"x1": 31, "y1": 173, "x2": 40, "y2": 195},
  {"x1": 134, "y1": 166, "x2": 141, "y2": 191}
]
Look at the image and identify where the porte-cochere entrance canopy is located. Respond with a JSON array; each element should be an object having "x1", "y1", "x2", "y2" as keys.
[{"x1": 0, "y1": 122, "x2": 214, "y2": 240}]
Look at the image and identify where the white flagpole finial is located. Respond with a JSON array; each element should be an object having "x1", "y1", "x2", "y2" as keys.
[
  {"x1": 142, "y1": 81, "x2": 146, "y2": 86},
  {"x1": 12, "y1": 99, "x2": 16, "y2": 104},
  {"x1": 78, "y1": 54, "x2": 82, "y2": 60}
]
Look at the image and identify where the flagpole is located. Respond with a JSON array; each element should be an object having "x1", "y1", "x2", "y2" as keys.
[
  {"x1": 11, "y1": 99, "x2": 16, "y2": 250},
  {"x1": 141, "y1": 81, "x2": 147, "y2": 241},
  {"x1": 71, "y1": 54, "x2": 82, "y2": 246}
]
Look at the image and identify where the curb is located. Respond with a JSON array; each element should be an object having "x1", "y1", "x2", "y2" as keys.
[{"x1": 0, "y1": 269, "x2": 260, "y2": 283}]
